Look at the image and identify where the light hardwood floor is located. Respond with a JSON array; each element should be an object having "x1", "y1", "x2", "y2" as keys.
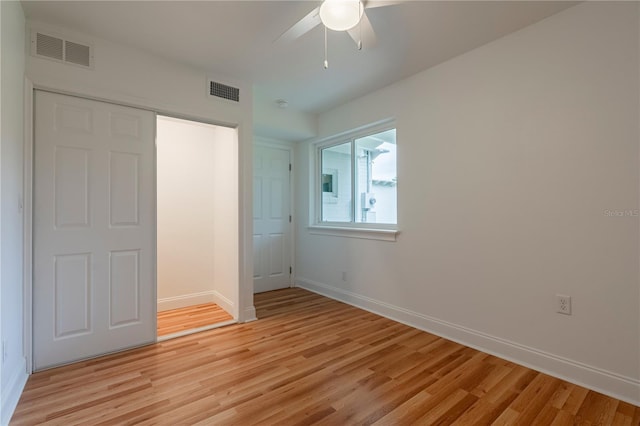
[
  {"x1": 157, "y1": 303, "x2": 234, "y2": 337},
  {"x1": 12, "y1": 288, "x2": 640, "y2": 425}
]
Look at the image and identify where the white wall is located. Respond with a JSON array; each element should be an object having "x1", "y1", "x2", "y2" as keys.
[
  {"x1": 157, "y1": 116, "x2": 238, "y2": 316},
  {"x1": 253, "y1": 91, "x2": 317, "y2": 142},
  {"x1": 213, "y1": 126, "x2": 239, "y2": 314},
  {"x1": 1, "y1": 2, "x2": 28, "y2": 424},
  {"x1": 25, "y1": 20, "x2": 255, "y2": 324},
  {"x1": 295, "y1": 2, "x2": 640, "y2": 404}
]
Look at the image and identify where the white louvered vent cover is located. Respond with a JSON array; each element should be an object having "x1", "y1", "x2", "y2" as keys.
[
  {"x1": 31, "y1": 30, "x2": 93, "y2": 69},
  {"x1": 208, "y1": 80, "x2": 240, "y2": 103}
]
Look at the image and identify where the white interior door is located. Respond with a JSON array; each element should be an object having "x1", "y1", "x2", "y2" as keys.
[
  {"x1": 253, "y1": 145, "x2": 291, "y2": 293},
  {"x1": 33, "y1": 91, "x2": 155, "y2": 370}
]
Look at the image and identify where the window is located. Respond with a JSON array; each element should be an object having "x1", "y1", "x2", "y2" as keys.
[{"x1": 315, "y1": 125, "x2": 397, "y2": 233}]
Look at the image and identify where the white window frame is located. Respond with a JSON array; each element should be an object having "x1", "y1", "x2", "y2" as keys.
[{"x1": 309, "y1": 119, "x2": 399, "y2": 242}]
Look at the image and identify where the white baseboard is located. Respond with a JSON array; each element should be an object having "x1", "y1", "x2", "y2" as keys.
[
  {"x1": 1, "y1": 357, "x2": 28, "y2": 426},
  {"x1": 296, "y1": 277, "x2": 640, "y2": 406},
  {"x1": 211, "y1": 291, "x2": 235, "y2": 319},
  {"x1": 243, "y1": 306, "x2": 257, "y2": 323},
  {"x1": 158, "y1": 290, "x2": 235, "y2": 315},
  {"x1": 158, "y1": 290, "x2": 216, "y2": 312},
  {"x1": 158, "y1": 290, "x2": 235, "y2": 318}
]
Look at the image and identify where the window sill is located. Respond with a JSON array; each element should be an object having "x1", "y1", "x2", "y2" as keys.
[{"x1": 308, "y1": 225, "x2": 399, "y2": 242}]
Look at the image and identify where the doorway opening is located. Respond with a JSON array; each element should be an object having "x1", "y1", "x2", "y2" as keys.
[{"x1": 156, "y1": 115, "x2": 238, "y2": 340}]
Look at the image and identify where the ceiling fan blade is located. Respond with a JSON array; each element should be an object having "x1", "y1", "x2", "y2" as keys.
[
  {"x1": 363, "y1": 0, "x2": 404, "y2": 9},
  {"x1": 274, "y1": 6, "x2": 322, "y2": 44},
  {"x1": 347, "y1": 11, "x2": 377, "y2": 49}
]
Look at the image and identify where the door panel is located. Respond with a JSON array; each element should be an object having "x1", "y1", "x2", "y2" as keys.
[
  {"x1": 253, "y1": 145, "x2": 291, "y2": 293},
  {"x1": 270, "y1": 179, "x2": 284, "y2": 218},
  {"x1": 54, "y1": 253, "x2": 91, "y2": 338},
  {"x1": 109, "y1": 152, "x2": 140, "y2": 226},
  {"x1": 55, "y1": 147, "x2": 90, "y2": 228},
  {"x1": 268, "y1": 233, "x2": 285, "y2": 276},
  {"x1": 33, "y1": 91, "x2": 155, "y2": 370},
  {"x1": 109, "y1": 249, "x2": 140, "y2": 327}
]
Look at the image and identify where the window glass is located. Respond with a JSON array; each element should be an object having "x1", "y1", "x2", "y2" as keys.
[
  {"x1": 321, "y1": 142, "x2": 352, "y2": 222},
  {"x1": 355, "y1": 129, "x2": 397, "y2": 224},
  {"x1": 318, "y1": 127, "x2": 396, "y2": 227}
]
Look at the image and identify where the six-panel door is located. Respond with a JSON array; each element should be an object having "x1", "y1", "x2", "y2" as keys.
[
  {"x1": 33, "y1": 91, "x2": 156, "y2": 370},
  {"x1": 253, "y1": 145, "x2": 291, "y2": 293}
]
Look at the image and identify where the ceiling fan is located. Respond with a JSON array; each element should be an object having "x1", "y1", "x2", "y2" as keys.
[{"x1": 275, "y1": 0, "x2": 403, "y2": 69}]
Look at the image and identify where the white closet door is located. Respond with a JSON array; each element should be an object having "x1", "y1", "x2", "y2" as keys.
[
  {"x1": 33, "y1": 91, "x2": 155, "y2": 370},
  {"x1": 253, "y1": 145, "x2": 291, "y2": 293}
]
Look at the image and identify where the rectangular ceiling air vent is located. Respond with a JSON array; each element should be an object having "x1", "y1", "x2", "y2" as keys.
[
  {"x1": 208, "y1": 80, "x2": 240, "y2": 103},
  {"x1": 31, "y1": 30, "x2": 93, "y2": 69}
]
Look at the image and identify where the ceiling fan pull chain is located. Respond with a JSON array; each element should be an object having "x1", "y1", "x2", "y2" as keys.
[
  {"x1": 358, "y1": 2, "x2": 363, "y2": 50},
  {"x1": 324, "y1": 26, "x2": 329, "y2": 69}
]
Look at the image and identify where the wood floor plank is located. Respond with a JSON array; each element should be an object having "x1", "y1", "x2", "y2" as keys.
[
  {"x1": 11, "y1": 288, "x2": 640, "y2": 425},
  {"x1": 157, "y1": 302, "x2": 233, "y2": 336}
]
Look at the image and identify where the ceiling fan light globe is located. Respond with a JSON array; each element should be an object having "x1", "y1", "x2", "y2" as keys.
[{"x1": 319, "y1": 0, "x2": 364, "y2": 32}]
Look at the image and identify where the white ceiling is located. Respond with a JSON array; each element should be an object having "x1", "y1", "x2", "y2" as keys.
[{"x1": 22, "y1": 1, "x2": 576, "y2": 115}]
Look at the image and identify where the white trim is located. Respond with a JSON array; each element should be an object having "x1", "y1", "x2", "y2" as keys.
[
  {"x1": 308, "y1": 225, "x2": 398, "y2": 242},
  {"x1": 237, "y1": 120, "x2": 253, "y2": 322},
  {"x1": 1, "y1": 357, "x2": 28, "y2": 426},
  {"x1": 156, "y1": 319, "x2": 237, "y2": 342},
  {"x1": 0, "y1": 0, "x2": 3, "y2": 418},
  {"x1": 22, "y1": 78, "x2": 34, "y2": 375},
  {"x1": 296, "y1": 277, "x2": 640, "y2": 406},
  {"x1": 306, "y1": 117, "x2": 396, "y2": 147},
  {"x1": 211, "y1": 291, "x2": 235, "y2": 319},
  {"x1": 157, "y1": 291, "x2": 235, "y2": 317},
  {"x1": 243, "y1": 306, "x2": 257, "y2": 323},
  {"x1": 158, "y1": 291, "x2": 220, "y2": 312},
  {"x1": 151, "y1": 111, "x2": 158, "y2": 340},
  {"x1": 637, "y1": 3, "x2": 640, "y2": 412}
]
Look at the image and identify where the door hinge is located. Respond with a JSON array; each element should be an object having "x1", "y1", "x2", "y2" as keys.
[
  {"x1": 289, "y1": 163, "x2": 292, "y2": 172},
  {"x1": 289, "y1": 266, "x2": 292, "y2": 274},
  {"x1": 289, "y1": 215, "x2": 292, "y2": 223}
]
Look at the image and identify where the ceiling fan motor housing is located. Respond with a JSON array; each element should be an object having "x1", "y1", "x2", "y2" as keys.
[{"x1": 319, "y1": 0, "x2": 364, "y2": 31}]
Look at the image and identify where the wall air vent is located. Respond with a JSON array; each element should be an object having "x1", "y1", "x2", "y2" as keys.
[
  {"x1": 64, "y1": 41, "x2": 91, "y2": 67},
  {"x1": 208, "y1": 80, "x2": 240, "y2": 103},
  {"x1": 31, "y1": 30, "x2": 93, "y2": 69},
  {"x1": 36, "y1": 32, "x2": 63, "y2": 61}
]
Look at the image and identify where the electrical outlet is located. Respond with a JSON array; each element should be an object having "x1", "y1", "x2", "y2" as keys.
[
  {"x1": 341, "y1": 271, "x2": 347, "y2": 282},
  {"x1": 557, "y1": 295, "x2": 571, "y2": 315}
]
